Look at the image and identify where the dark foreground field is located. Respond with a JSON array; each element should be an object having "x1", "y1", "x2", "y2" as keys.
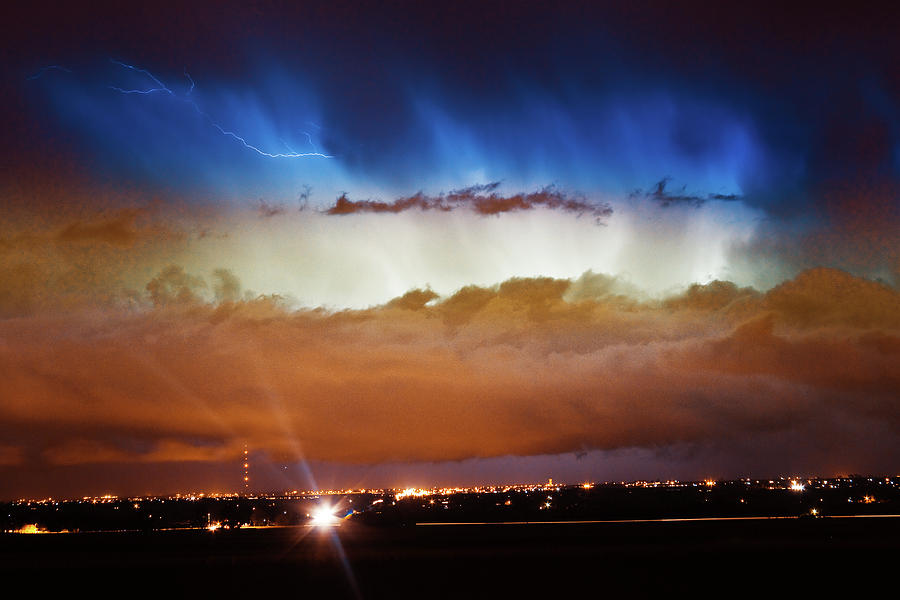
[{"x1": 4, "y1": 517, "x2": 898, "y2": 597}]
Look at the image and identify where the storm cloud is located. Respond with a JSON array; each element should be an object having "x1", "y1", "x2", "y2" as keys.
[{"x1": 1, "y1": 262, "x2": 896, "y2": 496}]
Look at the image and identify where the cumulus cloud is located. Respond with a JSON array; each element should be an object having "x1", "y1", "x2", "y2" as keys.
[
  {"x1": 0, "y1": 190, "x2": 764, "y2": 313},
  {"x1": 1, "y1": 265, "x2": 897, "y2": 494},
  {"x1": 324, "y1": 183, "x2": 613, "y2": 220},
  {"x1": 212, "y1": 268, "x2": 242, "y2": 303},
  {"x1": 146, "y1": 265, "x2": 207, "y2": 306},
  {"x1": 385, "y1": 288, "x2": 439, "y2": 311},
  {"x1": 0, "y1": 205, "x2": 191, "y2": 316}
]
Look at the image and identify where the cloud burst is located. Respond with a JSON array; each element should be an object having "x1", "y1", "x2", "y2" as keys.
[{"x1": 1, "y1": 191, "x2": 898, "y2": 497}]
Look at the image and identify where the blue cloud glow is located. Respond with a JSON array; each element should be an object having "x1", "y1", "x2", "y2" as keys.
[{"x1": 28, "y1": 57, "x2": 790, "y2": 205}]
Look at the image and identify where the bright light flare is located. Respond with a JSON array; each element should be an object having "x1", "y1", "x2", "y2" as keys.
[
  {"x1": 790, "y1": 480, "x2": 805, "y2": 492},
  {"x1": 310, "y1": 505, "x2": 339, "y2": 527}
]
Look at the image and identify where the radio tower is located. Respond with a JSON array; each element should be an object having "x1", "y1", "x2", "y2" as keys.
[{"x1": 242, "y1": 444, "x2": 250, "y2": 494}]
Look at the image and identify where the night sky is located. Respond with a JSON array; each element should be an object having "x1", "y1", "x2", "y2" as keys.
[{"x1": 1, "y1": 1, "x2": 899, "y2": 499}]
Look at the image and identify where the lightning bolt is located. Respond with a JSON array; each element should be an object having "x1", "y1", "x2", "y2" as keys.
[
  {"x1": 31, "y1": 59, "x2": 331, "y2": 159},
  {"x1": 108, "y1": 60, "x2": 330, "y2": 158},
  {"x1": 29, "y1": 59, "x2": 331, "y2": 159},
  {"x1": 206, "y1": 121, "x2": 330, "y2": 158},
  {"x1": 108, "y1": 59, "x2": 174, "y2": 95},
  {"x1": 302, "y1": 131, "x2": 320, "y2": 153},
  {"x1": 183, "y1": 68, "x2": 195, "y2": 95}
]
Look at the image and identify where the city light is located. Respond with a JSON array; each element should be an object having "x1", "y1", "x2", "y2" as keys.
[
  {"x1": 395, "y1": 488, "x2": 431, "y2": 501},
  {"x1": 15, "y1": 524, "x2": 45, "y2": 534}
]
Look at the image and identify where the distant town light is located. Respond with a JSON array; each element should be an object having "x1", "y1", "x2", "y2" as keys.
[
  {"x1": 15, "y1": 524, "x2": 44, "y2": 534},
  {"x1": 395, "y1": 487, "x2": 431, "y2": 501}
]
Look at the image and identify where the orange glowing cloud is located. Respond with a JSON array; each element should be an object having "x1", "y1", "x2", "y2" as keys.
[{"x1": 0, "y1": 263, "x2": 896, "y2": 475}]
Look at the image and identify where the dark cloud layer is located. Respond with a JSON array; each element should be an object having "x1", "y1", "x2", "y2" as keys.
[
  {"x1": 632, "y1": 178, "x2": 742, "y2": 208},
  {"x1": 325, "y1": 184, "x2": 613, "y2": 220}
]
